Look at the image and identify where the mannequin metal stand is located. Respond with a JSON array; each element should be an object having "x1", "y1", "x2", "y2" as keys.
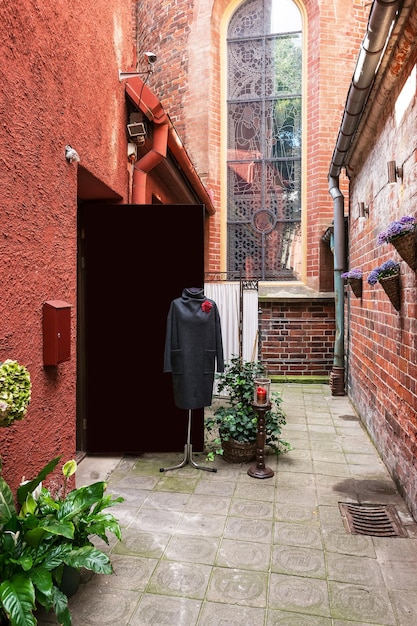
[
  {"x1": 247, "y1": 401, "x2": 274, "y2": 479},
  {"x1": 160, "y1": 409, "x2": 217, "y2": 473}
]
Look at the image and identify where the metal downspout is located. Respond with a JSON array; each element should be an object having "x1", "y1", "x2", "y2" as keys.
[
  {"x1": 132, "y1": 121, "x2": 169, "y2": 204},
  {"x1": 327, "y1": 0, "x2": 400, "y2": 395},
  {"x1": 124, "y1": 77, "x2": 216, "y2": 213}
]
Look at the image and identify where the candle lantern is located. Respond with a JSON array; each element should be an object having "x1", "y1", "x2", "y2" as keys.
[{"x1": 254, "y1": 378, "x2": 271, "y2": 406}]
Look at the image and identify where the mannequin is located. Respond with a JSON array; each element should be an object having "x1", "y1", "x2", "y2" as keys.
[
  {"x1": 162, "y1": 287, "x2": 224, "y2": 472},
  {"x1": 164, "y1": 287, "x2": 224, "y2": 409}
]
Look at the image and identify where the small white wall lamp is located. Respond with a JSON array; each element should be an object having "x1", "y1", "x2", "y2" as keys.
[{"x1": 65, "y1": 145, "x2": 80, "y2": 163}]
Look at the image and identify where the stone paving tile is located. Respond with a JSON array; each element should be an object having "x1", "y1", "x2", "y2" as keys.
[
  {"x1": 274, "y1": 521, "x2": 323, "y2": 550},
  {"x1": 266, "y1": 610, "x2": 333, "y2": 625},
  {"x1": 274, "y1": 502, "x2": 320, "y2": 523},
  {"x1": 153, "y1": 474, "x2": 201, "y2": 493},
  {"x1": 216, "y1": 537, "x2": 272, "y2": 570},
  {"x1": 175, "y1": 511, "x2": 227, "y2": 537},
  {"x1": 146, "y1": 561, "x2": 212, "y2": 599},
  {"x1": 206, "y1": 567, "x2": 268, "y2": 607},
  {"x1": 106, "y1": 486, "x2": 149, "y2": 508},
  {"x1": 197, "y1": 601, "x2": 265, "y2": 625},
  {"x1": 268, "y1": 573, "x2": 331, "y2": 617},
  {"x1": 275, "y1": 470, "x2": 315, "y2": 488},
  {"x1": 328, "y1": 581, "x2": 396, "y2": 624},
  {"x1": 185, "y1": 493, "x2": 232, "y2": 514},
  {"x1": 141, "y1": 490, "x2": 190, "y2": 510},
  {"x1": 321, "y1": 525, "x2": 376, "y2": 557},
  {"x1": 326, "y1": 551, "x2": 385, "y2": 586},
  {"x1": 312, "y1": 460, "x2": 351, "y2": 477},
  {"x1": 229, "y1": 497, "x2": 274, "y2": 518},
  {"x1": 379, "y1": 559, "x2": 417, "y2": 590},
  {"x1": 224, "y1": 515, "x2": 274, "y2": 543},
  {"x1": 69, "y1": 583, "x2": 140, "y2": 625},
  {"x1": 271, "y1": 545, "x2": 326, "y2": 579},
  {"x1": 388, "y1": 590, "x2": 417, "y2": 626},
  {"x1": 128, "y1": 507, "x2": 182, "y2": 533},
  {"x1": 130, "y1": 594, "x2": 202, "y2": 625},
  {"x1": 233, "y1": 480, "x2": 276, "y2": 501},
  {"x1": 107, "y1": 554, "x2": 158, "y2": 591},
  {"x1": 112, "y1": 528, "x2": 171, "y2": 558},
  {"x1": 193, "y1": 478, "x2": 236, "y2": 496},
  {"x1": 164, "y1": 534, "x2": 219, "y2": 564}
]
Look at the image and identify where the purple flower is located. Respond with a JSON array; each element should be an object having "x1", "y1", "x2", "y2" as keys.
[
  {"x1": 377, "y1": 216, "x2": 415, "y2": 245},
  {"x1": 367, "y1": 259, "x2": 400, "y2": 285},
  {"x1": 341, "y1": 268, "x2": 362, "y2": 280}
]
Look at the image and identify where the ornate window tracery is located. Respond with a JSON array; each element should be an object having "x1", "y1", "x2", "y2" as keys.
[{"x1": 227, "y1": 0, "x2": 302, "y2": 280}]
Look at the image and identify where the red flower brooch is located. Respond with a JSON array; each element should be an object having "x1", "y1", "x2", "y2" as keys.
[{"x1": 201, "y1": 300, "x2": 212, "y2": 313}]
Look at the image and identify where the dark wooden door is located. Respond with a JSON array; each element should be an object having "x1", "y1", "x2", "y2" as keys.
[{"x1": 79, "y1": 203, "x2": 205, "y2": 454}]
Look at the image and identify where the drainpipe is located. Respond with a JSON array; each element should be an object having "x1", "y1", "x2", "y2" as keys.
[
  {"x1": 124, "y1": 77, "x2": 215, "y2": 213},
  {"x1": 327, "y1": 0, "x2": 400, "y2": 395}
]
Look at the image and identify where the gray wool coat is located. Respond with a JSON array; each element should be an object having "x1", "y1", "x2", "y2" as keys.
[{"x1": 164, "y1": 287, "x2": 224, "y2": 410}]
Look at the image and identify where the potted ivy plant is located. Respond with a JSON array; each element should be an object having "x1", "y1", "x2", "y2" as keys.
[
  {"x1": 205, "y1": 355, "x2": 291, "y2": 462},
  {"x1": 0, "y1": 455, "x2": 124, "y2": 626}
]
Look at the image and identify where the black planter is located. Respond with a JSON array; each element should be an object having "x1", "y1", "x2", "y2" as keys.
[{"x1": 60, "y1": 566, "x2": 81, "y2": 597}]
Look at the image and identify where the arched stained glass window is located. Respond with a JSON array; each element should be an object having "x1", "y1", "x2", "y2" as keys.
[{"x1": 227, "y1": 0, "x2": 302, "y2": 280}]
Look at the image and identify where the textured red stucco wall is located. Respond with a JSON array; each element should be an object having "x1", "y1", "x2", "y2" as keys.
[{"x1": 0, "y1": 0, "x2": 134, "y2": 493}]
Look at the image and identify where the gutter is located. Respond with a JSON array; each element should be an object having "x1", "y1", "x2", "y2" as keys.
[
  {"x1": 124, "y1": 77, "x2": 215, "y2": 215},
  {"x1": 327, "y1": 0, "x2": 400, "y2": 396}
]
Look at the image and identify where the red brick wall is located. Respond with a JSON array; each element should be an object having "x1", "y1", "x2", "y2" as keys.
[
  {"x1": 260, "y1": 301, "x2": 336, "y2": 376},
  {"x1": 345, "y1": 14, "x2": 417, "y2": 518}
]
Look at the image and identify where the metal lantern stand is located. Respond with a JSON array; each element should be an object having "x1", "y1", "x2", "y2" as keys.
[
  {"x1": 160, "y1": 409, "x2": 217, "y2": 473},
  {"x1": 247, "y1": 401, "x2": 274, "y2": 479}
]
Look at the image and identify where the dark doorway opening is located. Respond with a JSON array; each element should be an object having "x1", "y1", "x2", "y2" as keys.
[{"x1": 78, "y1": 203, "x2": 205, "y2": 454}]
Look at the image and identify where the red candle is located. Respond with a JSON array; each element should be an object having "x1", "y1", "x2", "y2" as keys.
[{"x1": 257, "y1": 386, "x2": 267, "y2": 403}]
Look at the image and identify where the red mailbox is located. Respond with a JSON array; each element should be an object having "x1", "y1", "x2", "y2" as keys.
[{"x1": 43, "y1": 300, "x2": 72, "y2": 366}]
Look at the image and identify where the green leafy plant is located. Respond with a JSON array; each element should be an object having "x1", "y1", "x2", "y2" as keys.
[
  {"x1": 0, "y1": 456, "x2": 124, "y2": 626},
  {"x1": 205, "y1": 355, "x2": 291, "y2": 460},
  {"x1": 0, "y1": 360, "x2": 31, "y2": 427}
]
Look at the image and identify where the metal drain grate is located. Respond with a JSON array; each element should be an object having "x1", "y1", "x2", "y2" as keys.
[{"x1": 339, "y1": 503, "x2": 408, "y2": 537}]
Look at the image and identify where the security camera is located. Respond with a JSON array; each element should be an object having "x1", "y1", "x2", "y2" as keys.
[{"x1": 144, "y1": 52, "x2": 157, "y2": 64}]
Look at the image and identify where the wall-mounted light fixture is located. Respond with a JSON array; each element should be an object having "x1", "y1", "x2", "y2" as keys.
[
  {"x1": 359, "y1": 201, "x2": 369, "y2": 218},
  {"x1": 387, "y1": 160, "x2": 403, "y2": 184},
  {"x1": 127, "y1": 110, "x2": 147, "y2": 145},
  {"x1": 65, "y1": 145, "x2": 80, "y2": 163},
  {"x1": 127, "y1": 121, "x2": 146, "y2": 143}
]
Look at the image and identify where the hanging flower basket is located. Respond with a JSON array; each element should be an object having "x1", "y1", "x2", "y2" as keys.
[
  {"x1": 348, "y1": 278, "x2": 362, "y2": 298},
  {"x1": 377, "y1": 216, "x2": 417, "y2": 270},
  {"x1": 390, "y1": 230, "x2": 417, "y2": 270},
  {"x1": 379, "y1": 273, "x2": 401, "y2": 310},
  {"x1": 367, "y1": 260, "x2": 401, "y2": 311},
  {"x1": 341, "y1": 269, "x2": 362, "y2": 298}
]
